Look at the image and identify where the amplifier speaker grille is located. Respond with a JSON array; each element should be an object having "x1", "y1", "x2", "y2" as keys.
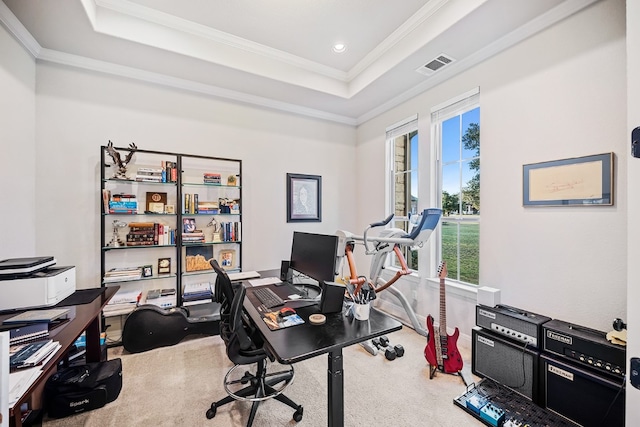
[
  {"x1": 541, "y1": 354, "x2": 624, "y2": 427},
  {"x1": 472, "y1": 328, "x2": 540, "y2": 404}
]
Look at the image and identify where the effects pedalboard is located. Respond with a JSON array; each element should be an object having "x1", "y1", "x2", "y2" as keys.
[{"x1": 454, "y1": 378, "x2": 579, "y2": 427}]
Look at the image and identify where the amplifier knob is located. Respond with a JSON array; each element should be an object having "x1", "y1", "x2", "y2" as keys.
[
  {"x1": 614, "y1": 367, "x2": 621, "y2": 374},
  {"x1": 579, "y1": 355, "x2": 586, "y2": 362},
  {"x1": 587, "y1": 357, "x2": 594, "y2": 364},
  {"x1": 595, "y1": 361, "x2": 603, "y2": 368},
  {"x1": 605, "y1": 364, "x2": 612, "y2": 371}
]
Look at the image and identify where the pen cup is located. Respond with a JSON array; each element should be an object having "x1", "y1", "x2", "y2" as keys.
[{"x1": 353, "y1": 302, "x2": 370, "y2": 321}]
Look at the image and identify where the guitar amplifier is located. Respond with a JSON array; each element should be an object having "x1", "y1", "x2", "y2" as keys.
[
  {"x1": 472, "y1": 327, "x2": 541, "y2": 404},
  {"x1": 476, "y1": 304, "x2": 551, "y2": 348},
  {"x1": 542, "y1": 319, "x2": 625, "y2": 379},
  {"x1": 540, "y1": 353, "x2": 624, "y2": 427}
]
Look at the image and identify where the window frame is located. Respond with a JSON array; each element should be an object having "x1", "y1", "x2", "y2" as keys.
[
  {"x1": 431, "y1": 88, "x2": 480, "y2": 286},
  {"x1": 385, "y1": 115, "x2": 419, "y2": 272}
]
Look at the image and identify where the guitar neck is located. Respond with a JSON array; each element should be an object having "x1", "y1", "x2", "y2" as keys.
[{"x1": 439, "y1": 277, "x2": 447, "y2": 336}]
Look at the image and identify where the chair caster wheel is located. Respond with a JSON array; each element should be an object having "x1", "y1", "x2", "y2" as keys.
[
  {"x1": 293, "y1": 405, "x2": 304, "y2": 422},
  {"x1": 206, "y1": 404, "x2": 217, "y2": 419}
]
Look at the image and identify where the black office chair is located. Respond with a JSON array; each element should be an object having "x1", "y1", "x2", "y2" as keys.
[{"x1": 206, "y1": 259, "x2": 303, "y2": 425}]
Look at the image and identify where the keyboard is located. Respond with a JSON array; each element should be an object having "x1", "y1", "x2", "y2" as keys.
[
  {"x1": 227, "y1": 270, "x2": 261, "y2": 281},
  {"x1": 253, "y1": 287, "x2": 285, "y2": 309}
]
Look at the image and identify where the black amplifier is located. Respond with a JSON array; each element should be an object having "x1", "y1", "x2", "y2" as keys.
[
  {"x1": 540, "y1": 353, "x2": 624, "y2": 427},
  {"x1": 542, "y1": 319, "x2": 625, "y2": 378},
  {"x1": 476, "y1": 304, "x2": 551, "y2": 348}
]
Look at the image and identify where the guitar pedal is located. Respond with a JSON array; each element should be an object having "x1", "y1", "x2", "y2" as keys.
[
  {"x1": 480, "y1": 403, "x2": 505, "y2": 427},
  {"x1": 465, "y1": 395, "x2": 487, "y2": 414}
]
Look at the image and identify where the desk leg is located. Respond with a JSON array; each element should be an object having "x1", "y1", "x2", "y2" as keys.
[
  {"x1": 327, "y1": 348, "x2": 344, "y2": 427},
  {"x1": 85, "y1": 315, "x2": 101, "y2": 362}
]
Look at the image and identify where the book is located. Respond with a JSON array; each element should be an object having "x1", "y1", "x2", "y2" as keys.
[
  {"x1": 10, "y1": 339, "x2": 61, "y2": 369},
  {"x1": 2, "y1": 323, "x2": 49, "y2": 345},
  {"x1": 3, "y1": 308, "x2": 70, "y2": 325},
  {"x1": 261, "y1": 310, "x2": 305, "y2": 331}
]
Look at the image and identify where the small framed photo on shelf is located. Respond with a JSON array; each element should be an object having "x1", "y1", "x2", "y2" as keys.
[
  {"x1": 165, "y1": 204, "x2": 175, "y2": 214},
  {"x1": 219, "y1": 249, "x2": 236, "y2": 270},
  {"x1": 157, "y1": 257, "x2": 171, "y2": 275},
  {"x1": 183, "y1": 218, "x2": 197, "y2": 233},
  {"x1": 142, "y1": 265, "x2": 153, "y2": 277}
]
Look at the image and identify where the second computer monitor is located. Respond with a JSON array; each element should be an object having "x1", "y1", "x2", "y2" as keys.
[{"x1": 289, "y1": 231, "x2": 338, "y2": 285}]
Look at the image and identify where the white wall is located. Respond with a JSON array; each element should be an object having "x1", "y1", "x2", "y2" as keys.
[
  {"x1": 0, "y1": 22, "x2": 36, "y2": 258},
  {"x1": 356, "y1": 0, "x2": 627, "y2": 339},
  {"x1": 626, "y1": 0, "x2": 640, "y2": 424},
  {"x1": 33, "y1": 63, "x2": 357, "y2": 288}
]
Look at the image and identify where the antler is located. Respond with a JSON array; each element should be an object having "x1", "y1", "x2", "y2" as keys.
[{"x1": 122, "y1": 142, "x2": 137, "y2": 166}]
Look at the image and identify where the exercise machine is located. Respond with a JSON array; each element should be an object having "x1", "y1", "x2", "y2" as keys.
[{"x1": 335, "y1": 208, "x2": 442, "y2": 337}]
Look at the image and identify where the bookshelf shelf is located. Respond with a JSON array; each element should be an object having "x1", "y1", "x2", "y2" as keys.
[{"x1": 100, "y1": 146, "x2": 242, "y2": 340}]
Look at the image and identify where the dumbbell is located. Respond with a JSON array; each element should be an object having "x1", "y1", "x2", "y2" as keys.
[{"x1": 373, "y1": 336, "x2": 405, "y2": 360}]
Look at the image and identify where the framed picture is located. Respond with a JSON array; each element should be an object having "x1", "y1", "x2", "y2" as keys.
[
  {"x1": 286, "y1": 173, "x2": 322, "y2": 222},
  {"x1": 164, "y1": 204, "x2": 175, "y2": 214},
  {"x1": 523, "y1": 152, "x2": 613, "y2": 206},
  {"x1": 183, "y1": 218, "x2": 197, "y2": 233},
  {"x1": 157, "y1": 257, "x2": 171, "y2": 275},
  {"x1": 219, "y1": 249, "x2": 236, "y2": 270},
  {"x1": 141, "y1": 265, "x2": 153, "y2": 277},
  {"x1": 146, "y1": 192, "x2": 167, "y2": 213},
  {"x1": 185, "y1": 246, "x2": 214, "y2": 272}
]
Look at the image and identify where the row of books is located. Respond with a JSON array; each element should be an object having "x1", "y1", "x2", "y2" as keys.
[
  {"x1": 134, "y1": 161, "x2": 177, "y2": 183},
  {"x1": 182, "y1": 230, "x2": 205, "y2": 243},
  {"x1": 103, "y1": 266, "x2": 142, "y2": 282},
  {"x1": 126, "y1": 222, "x2": 175, "y2": 246},
  {"x1": 183, "y1": 195, "x2": 240, "y2": 215},
  {"x1": 102, "y1": 190, "x2": 139, "y2": 214},
  {"x1": 203, "y1": 173, "x2": 221, "y2": 184},
  {"x1": 220, "y1": 221, "x2": 241, "y2": 242}
]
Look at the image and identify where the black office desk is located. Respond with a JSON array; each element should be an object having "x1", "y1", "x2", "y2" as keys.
[{"x1": 242, "y1": 272, "x2": 402, "y2": 427}]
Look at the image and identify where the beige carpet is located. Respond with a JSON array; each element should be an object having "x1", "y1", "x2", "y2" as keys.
[{"x1": 42, "y1": 326, "x2": 485, "y2": 426}]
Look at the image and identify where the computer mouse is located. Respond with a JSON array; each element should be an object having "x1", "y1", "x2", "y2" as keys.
[{"x1": 278, "y1": 307, "x2": 296, "y2": 318}]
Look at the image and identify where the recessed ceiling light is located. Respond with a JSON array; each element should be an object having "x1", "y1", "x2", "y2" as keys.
[{"x1": 332, "y1": 43, "x2": 346, "y2": 53}]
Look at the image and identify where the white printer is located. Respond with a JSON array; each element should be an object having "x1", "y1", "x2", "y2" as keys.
[{"x1": 0, "y1": 256, "x2": 76, "y2": 311}]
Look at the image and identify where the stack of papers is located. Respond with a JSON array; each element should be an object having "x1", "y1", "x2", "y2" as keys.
[
  {"x1": 103, "y1": 266, "x2": 142, "y2": 283},
  {"x1": 103, "y1": 288, "x2": 141, "y2": 317},
  {"x1": 10, "y1": 339, "x2": 61, "y2": 369},
  {"x1": 183, "y1": 282, "x2": 213, "y2": 306}
]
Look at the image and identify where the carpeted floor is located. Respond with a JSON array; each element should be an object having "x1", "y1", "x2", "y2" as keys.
[{"x1": 42, "y1": 325, "x2": 485, "y2": 426}]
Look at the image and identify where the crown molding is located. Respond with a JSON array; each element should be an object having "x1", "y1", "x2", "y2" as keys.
[
  {"x1": 92, "y1": 0, "x2": 348, "y2": 81},
  {"x1": 355, "y1": 0, "x2": 600, "y2": 125},
  {"x1": 37, "y1": 48, "x2": 358, "y2": 126},
  {"x1": 0, "y1": 0, "x2": 40, "y2": 57}
]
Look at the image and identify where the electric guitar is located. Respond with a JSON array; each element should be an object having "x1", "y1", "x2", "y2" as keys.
[{"x1": 424, "y1": 261, "x2": 463, "y2": 378}]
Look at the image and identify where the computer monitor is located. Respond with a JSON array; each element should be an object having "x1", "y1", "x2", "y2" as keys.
[{"x1": 289, "y1": 231, "x2": 339, "y2": 286}]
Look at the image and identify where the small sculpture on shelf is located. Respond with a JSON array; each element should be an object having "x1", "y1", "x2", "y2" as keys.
[
  {"x1": 106, "y1": 140, "x2": 138, "y2": 179},
  {"x1": 107, "y1": 220, "x2": 128, "y2": 247},
  {"x1": 206, "y1": 216, "x2": 222, "y2": 243}
]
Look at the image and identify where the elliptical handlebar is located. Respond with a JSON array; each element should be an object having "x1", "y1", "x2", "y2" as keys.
[{"x1": 363, "y1": 213, "x2": 395, "y2": 254}]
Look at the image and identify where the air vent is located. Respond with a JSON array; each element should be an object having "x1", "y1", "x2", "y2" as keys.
[{"x1": 416, "y1": 53, "x2": 455, "y2": 76}]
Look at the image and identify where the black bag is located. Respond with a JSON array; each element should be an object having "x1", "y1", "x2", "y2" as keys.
[{"x1": 45, "y1": 358, "x2": 123, "y2": 418}]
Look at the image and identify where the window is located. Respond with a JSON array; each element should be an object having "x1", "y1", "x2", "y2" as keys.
[
  {"x1": 431, "y1": 89, "x2": 480, "y2": 284},
  {"x1": 386, "y1": 115, "x2": 419, "y2": 270}
]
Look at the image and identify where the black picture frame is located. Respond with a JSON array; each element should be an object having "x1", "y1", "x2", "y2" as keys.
[
  {"x1": 523, "y1": 152, "x2": 613, "y2": 206},
  {"x1": 287, "y1": 173, "x2": 322, "y2": 222}
]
